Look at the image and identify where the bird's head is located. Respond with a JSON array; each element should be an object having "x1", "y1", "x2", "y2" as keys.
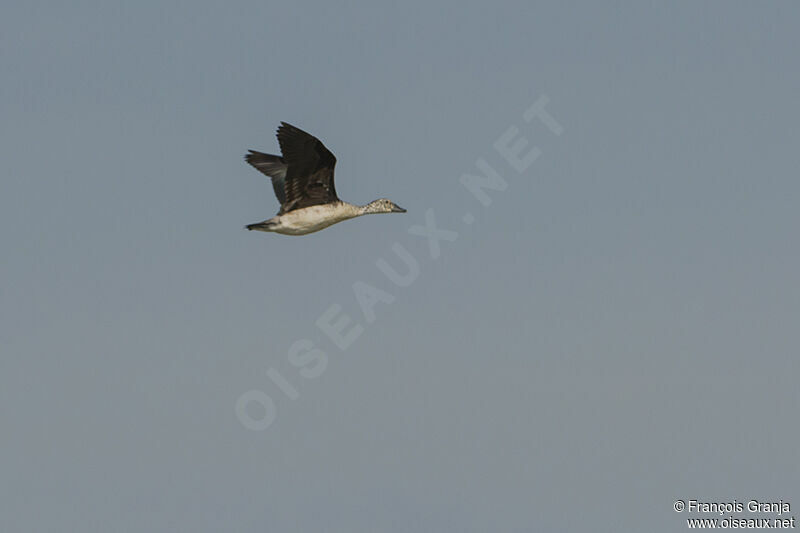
[{"x1": 363, "y1": 198, "x2": 406, "y2": 214}]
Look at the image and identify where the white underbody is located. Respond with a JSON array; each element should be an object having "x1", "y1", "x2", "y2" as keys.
[{"x1": 257, "y1": 203, "x2": 360, "y2": 235}]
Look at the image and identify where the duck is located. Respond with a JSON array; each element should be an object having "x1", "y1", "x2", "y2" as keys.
[{"x1": 244, "y1": 122, "x2": 406, "y2": 235}]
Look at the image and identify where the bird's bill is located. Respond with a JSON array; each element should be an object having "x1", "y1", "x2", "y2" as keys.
[{"x1": 391, "y1": 203, "x2": 407, "y2": 213}]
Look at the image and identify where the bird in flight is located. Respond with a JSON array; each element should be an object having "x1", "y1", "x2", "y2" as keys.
[{"x1": 244, "y1": 122, "x2": 406, "y2": 235}]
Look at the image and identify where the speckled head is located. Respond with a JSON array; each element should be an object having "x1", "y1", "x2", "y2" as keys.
[{"x1": 364, "y1": 198, "x2": 406, "y2": 214}]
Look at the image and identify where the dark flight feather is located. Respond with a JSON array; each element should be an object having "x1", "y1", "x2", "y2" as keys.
[
  {"x1": 275, "y1": 122, "x2": 339, "y2": 213},
  {"x1": 244, "y1": 150, "x2": 287, "y2": 205}
]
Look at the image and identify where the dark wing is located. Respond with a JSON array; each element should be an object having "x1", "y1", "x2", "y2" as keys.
[
  {"x1": 276, "y1": 122, "x2": 338, "y2": 213},
  {"x1": 244, "y1": 150, "x2": 287, "y2": 205}
]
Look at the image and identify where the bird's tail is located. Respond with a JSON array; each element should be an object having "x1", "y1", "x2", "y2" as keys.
[{"x1": 245, "y1": 220, "x2": 278, "y2": 232}]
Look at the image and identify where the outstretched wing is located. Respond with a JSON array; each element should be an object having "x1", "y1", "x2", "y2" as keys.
[
  {"x1": 276, "y1": 122, "x2": 338, "y2": 213},
  {"x1": 244, "y1": 150, "x2": 287, "y2": 205}
]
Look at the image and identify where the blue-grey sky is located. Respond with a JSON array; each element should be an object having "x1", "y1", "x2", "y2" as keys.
[{"x1": 2, "y1": 1, "x2": 799, "y2": 531}]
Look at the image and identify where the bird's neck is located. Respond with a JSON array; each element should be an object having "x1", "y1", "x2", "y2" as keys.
[
  {"x1": 359, "y1": 204, "x2": 373, "y2": 215},
  {"x1": 334, "y1": 201, "x2": 368, "y2": 217},
  {"x1": 357, "y1": 201, "x2": 383, "y2": 215}
]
